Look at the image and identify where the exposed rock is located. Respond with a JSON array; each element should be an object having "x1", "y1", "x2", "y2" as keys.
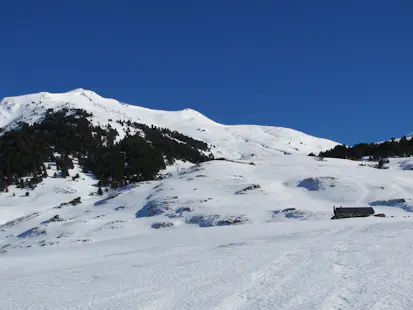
[
  {"x1": 17, "y1": 227, "x2": 46, "y2": 238},
  {"x1": 156, "y1": 174, "x2": 171, "y2": 180},
  {"x1": 41, "y1": 215, "x2": 64, "y2": 224},
  {"x1": 297, "y1": 177, "x2": 336, "y2": 191},
  {"x1": 39, "y1": 240, "x2": 58, "y2": 247},
  {"x1": 114, "y1": 205, "x2": 126, "y2": 211},
  {"x1": 217, "y1": 242, "x2": 246, "y2": 248},
  {"x1": 370, "y1": 198, "x2": 406, "y2": 206},
  {"x1": 151, "y1": 222, "x2": 174, "y2": 229},
  {"x1": 374, "y1": 213, "x2": 386, "y2": 217},
  {"x1": 56, "y1": 233, "x2": 72, "y2": 239},
  {"x1": 176, "y1": 207, "x2": 194, "y2": 213},
  {"x1": 186, "y1": 214, "x2": 248, "y2": 227},
  {"x1": 135, "y1": 198, "x2": 177, "y2": 218},
  {"x1": 216, "y1": 216, "x2": 249, "y2": 226},
  {"x1": 186, "y1": 214, "x2": 220, "y2": 227},
  {"x1": 369, "y1": 199, "x2": 413, "y2": 212},
  {"x1": 70, "y1": 197, "x2": 82, "y2": 206},
  {"x1": 54, "y1": 197, "x2": 81, "y2": 209},
  {"x1": 235, "y1": 184, "x2": 261, "y2": 195},
  {"x1": 272, "y1": 208, "x2": 310, "y2": 219},
  {"x1": 273, "y1": 208, "x2": 296, "y2": 215}
]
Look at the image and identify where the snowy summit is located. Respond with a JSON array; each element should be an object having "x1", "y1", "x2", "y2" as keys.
[{"x1": 0, "y1": 89, "x2": 338, "y2": 160}]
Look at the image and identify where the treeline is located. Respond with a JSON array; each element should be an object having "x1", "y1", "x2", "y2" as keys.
[
  {"x1": 116, "y1": 119, "x2": 210, "y2": 152},
  {"x1": 316, "y1": 136, "x2": 413, "y2": 160},
  {"x1": 0, "y1": 109, "x2": 213, "y2": 190}
]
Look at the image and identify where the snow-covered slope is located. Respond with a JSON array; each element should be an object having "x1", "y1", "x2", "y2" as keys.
[
  {"x1": 2, "y1": 156, "x2": 413, "y2": 309},
  {"x1": 0, "y1": 89, "x2": 338, "y2": 159},
  {"x1": 4, "y1": 89, "x2": 413, "y2": 309}
]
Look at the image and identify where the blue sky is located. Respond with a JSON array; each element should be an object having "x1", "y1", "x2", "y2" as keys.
[{"x1": 1, "y1": 0, "x2": 412, "y2": 145}]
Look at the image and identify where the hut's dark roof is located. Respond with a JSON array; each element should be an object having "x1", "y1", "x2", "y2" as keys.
[{"x1": 334, "y1": 207, "x2": 374, "y2": 215}]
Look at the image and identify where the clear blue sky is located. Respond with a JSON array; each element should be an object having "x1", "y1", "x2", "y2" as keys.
[{"x1": 1, "y1": 0, "x2": 412, "y2": 145}]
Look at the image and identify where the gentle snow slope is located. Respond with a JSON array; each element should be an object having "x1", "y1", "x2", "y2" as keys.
[
  {"x1": 0, "y1": 89, "x2": 338, "y2": 159},
  {"x1": 1, "y1": 219, "x2": 413, "y2": 310}
]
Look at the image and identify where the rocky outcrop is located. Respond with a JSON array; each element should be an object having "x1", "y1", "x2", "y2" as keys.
[
  {"x1": 297, "y1": 177, "x2": 336, "y2": 191},
  {"x1": 369, "y1": 199, "x2": 413, "y2": 212},
  {"x1": 135, "y1": 198, "x2": 176, "y2": 218},
  {"x1": 17, "y1": 227, "x2": 46, "y2": 238},
  {"x1": 41, "y1": 215, "x2": 64, "y2": 224},
  {"x1": 186, "y1": 214, "x2": 248, "y2": 227},
  {"x1": 235, "y1": 184, "x2": 261, "y2": 195},
  {"x1": 151, "y1": 222, "x2": 174, "y2": 229},
  {"x1": 54, "y1": 197, "x2": 81, "y2": 209}
]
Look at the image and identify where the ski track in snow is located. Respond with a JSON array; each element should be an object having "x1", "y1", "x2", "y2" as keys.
[{"x1": 2, "y1": 221, "x2": 413, "y2": 309}]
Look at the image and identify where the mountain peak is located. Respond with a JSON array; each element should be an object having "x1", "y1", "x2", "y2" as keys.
[
  {"x1": 65, "y1": 88, "x2": 100, "y2": 98},
  {"x1": 0, "y1": 89, "x2": 339, "y2": 158},
  {"x1": 67, "y1": 88, "x2": 88, "y2": 93}
]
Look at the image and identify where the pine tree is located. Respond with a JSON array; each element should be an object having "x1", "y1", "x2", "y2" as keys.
[
  {"x1": 0, "y1": 108, "x2": 211, "y2": 190},
  {"x1": 60, "y1": 163, "x2": 69, "y2": 178},
  {"x1": 97, "y1": 186, "x2": 103, "y2": 196}
]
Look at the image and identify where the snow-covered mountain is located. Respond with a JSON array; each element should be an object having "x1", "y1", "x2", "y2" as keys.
[
  {"x1": 0, "y1": 88, "x2": 338, "y2": 160},
  {"x1": 2, "y1": 89, "x2": 413, "y2": 309}
]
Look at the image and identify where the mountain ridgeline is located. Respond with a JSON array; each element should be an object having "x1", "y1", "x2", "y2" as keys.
[
  {"x1": 316, "y1": 136, "x2": 413, "y2": 160},
  {"x1": 0, "y1": 108, "x2": 213, "y2": 190}
]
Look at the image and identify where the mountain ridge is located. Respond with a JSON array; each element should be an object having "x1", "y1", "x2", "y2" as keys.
[{"x1": 0, "y1": 89, "x2": 339, "y2": 160}]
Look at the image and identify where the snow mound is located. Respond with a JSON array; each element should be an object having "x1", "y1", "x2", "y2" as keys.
[{"x1": 399, "y1": 159, "x2": 413, "y2": 171}]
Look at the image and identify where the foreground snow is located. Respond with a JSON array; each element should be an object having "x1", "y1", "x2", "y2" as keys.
[{"x1": 1, "y1": 218, "x2": 413, "y2": 310}]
